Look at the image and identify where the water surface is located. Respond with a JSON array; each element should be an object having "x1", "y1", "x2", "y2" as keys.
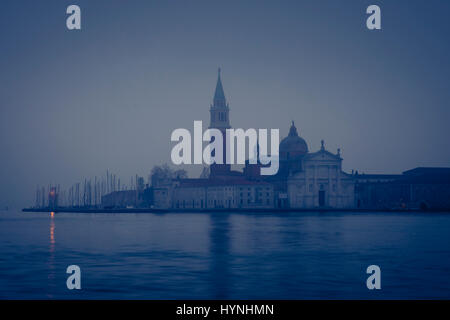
[{"x1": 0, "y1": 210, "x2": 449, "y2": 299}]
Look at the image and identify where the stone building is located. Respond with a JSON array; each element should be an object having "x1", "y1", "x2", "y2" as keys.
[
  {"x1": 287, "y1": 140, "x2": 355, "y2": 208},
  {"x1": 152, "y1": 185, "x2": 172, "y2": 209},
  {"x1": 172, "y1": 178, "x2": 274, "y2": 209},
  {"x1": 355, "y1": 167, "x2": 450, "y2": 210}
]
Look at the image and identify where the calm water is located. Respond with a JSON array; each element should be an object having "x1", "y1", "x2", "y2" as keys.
[{"x1": 0, "y1": 209, "x2": 449, "y2": 299}]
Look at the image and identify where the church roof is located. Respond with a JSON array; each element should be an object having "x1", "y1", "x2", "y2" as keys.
[
  {"x1": 279, "y1": 121, "x2": 308, "y2": 155},
  {"x1": 402, "y1": 167, "x2": 450, "y2": 176},
  {"x1": 303, "y1": 149, "x2": 341, "y2": 161},
  {"x1": 303, "y1": 140, "x2": 341, "y2": 160}
]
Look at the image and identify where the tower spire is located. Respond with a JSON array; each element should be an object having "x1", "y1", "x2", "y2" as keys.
[
  {"x1": 209, "y1": 68, "x2": 230, "y2": 129},
  {"x1": 213, "y1": 67, "x2": 226, "y2": 107}
]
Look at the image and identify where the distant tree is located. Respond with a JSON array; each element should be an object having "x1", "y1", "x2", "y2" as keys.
[
  {"x1": 150, "y1": 164, "x2": 171, "y2": 186},
  {"x1": 150, "y1": 164, "x2": 188, "y2": 186}
]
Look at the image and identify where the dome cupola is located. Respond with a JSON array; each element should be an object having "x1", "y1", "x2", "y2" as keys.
[{"x1": 279, "y1": 121, "x2": 308, "y2": 160}]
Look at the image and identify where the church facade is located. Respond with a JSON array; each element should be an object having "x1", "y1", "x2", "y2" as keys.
[{"x1": 286, "y1": 141, "x2": 355, "y2": 208}]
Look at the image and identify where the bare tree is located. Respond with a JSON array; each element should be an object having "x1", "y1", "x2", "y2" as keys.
[{"x1": 150, "y1": 164, "x2": 187, "y2": 186}]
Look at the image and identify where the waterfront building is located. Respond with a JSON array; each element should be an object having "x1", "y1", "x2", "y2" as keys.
[
  {"x1": 172, "y1": 178, "x2": 274, "y2": 209},
  {"x1": 152, "y1": 69, "x2": 355, "y2": 210},
  {"x1": 152, "y1": 183, "x2": 173, "y2": 209},
  {"x1": 355, "y1": 167, "x2": 450, "y2": 210},
  {"x1": 287, "y1": 140, "x2": 355, "y2": 208},
  {"x1": 98, "y1": 70, "x2": 450, "y2": 211}
]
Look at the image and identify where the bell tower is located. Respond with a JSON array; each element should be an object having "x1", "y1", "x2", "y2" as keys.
[
  {"x1": 209, "y1": 68, "x2": 230, "y2": 130},
  {"x1": 209, "y1": 68, "x2": 231, "y2": 177}
]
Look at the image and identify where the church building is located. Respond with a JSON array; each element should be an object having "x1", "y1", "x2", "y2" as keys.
[{"x1": 160, "y1": 69, "x2": 356, "y2": 210}]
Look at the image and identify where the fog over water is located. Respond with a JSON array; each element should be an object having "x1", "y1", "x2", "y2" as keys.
[{"x1": 1, "y1": 0, "x2": 449, "y2": 208}]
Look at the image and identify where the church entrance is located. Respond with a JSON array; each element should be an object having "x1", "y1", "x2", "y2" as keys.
[{"x1": 318, "y1": 191, "x2": 325, "y2": 207}]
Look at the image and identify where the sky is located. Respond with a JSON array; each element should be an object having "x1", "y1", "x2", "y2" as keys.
[{"x1": 1, "y1": 0, "x2": 449, "y2": 208}]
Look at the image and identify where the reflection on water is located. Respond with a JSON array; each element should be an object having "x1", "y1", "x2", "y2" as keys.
[
  {"x1": 50, "y1": 213, "x2": 55, "y2": 247},
  {"x1": 0, "y1": 210, "x2": 450, "y2": 299},
  {"x1": 47, "y1": 213, "x2": 56, "y2": 298},
  {"x1": 209, "y1": 214, "x2": 231, "y2": 299}
]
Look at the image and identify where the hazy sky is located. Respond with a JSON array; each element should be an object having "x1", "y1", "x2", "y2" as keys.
[{"x1": 1, "y1": 0, "x2": 449, "y2": 208}]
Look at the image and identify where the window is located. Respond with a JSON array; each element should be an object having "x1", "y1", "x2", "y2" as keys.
[{"x1": 309, "y1": 184, "x2": 313, "y2": 192}]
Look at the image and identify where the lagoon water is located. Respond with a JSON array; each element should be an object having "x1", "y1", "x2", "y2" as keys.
[{"x1": 0, "y1": 210, "x2": 449, "y2": 299}]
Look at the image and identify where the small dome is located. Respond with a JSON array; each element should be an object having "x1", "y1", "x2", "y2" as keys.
[{"x1": 280, "y1": 121, "x2": 308, "y2": 160}]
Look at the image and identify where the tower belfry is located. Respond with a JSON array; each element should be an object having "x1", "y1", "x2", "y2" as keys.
[
  {"x1": 209, "y1": 68, "x2": 230, "y2": 130},
  {"x1": 209, "y1": 68, "x2": 231, "y2": 176}
]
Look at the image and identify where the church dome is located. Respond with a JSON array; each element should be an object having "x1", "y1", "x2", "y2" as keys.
[{"x1": 279, "y1": 121, "x2": 308, "y2": 160}]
